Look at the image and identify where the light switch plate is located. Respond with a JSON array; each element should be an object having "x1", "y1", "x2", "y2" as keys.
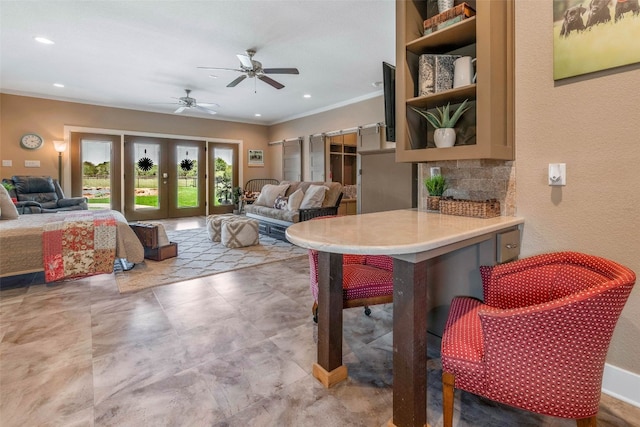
[
  {"x1": 548, "y1": 163, "x2": 566, "y2": 186},
  {"x1": 25, "y1": 160, "x2": 41, "y2": 167},
  {"x1": 2, "y1": 160, "x2": 12, "y2": 167}
]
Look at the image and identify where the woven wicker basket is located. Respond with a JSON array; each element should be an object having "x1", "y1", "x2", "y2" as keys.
[
  {"x1": 426, "y1": 196, "x2": 441, "y2": 211},
  {"x1": 439, "y1": 198, "x2": 501, "y2": 218}
]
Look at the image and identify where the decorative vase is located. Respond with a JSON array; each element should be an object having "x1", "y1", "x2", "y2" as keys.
[
  {"x1": 437, "y1": 0, "x2": 455, "y2": 13},
  {"x1": 434, "y1": 128, "x2": 456, "y2": 148},
  {"x1": 427, "y1": 196, "x2": 441, "y2": 211}
]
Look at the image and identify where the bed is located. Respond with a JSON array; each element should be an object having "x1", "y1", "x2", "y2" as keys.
[{"x1": 0, "y1": 210, "x2": 144, "y2": 277}]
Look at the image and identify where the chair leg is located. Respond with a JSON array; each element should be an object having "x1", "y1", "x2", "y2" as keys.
[
  {"x1": 364, "y1": 306, "x2": 371, "y2": 316},
  {"x1": 576, "y1": 416, "x2": 597, "y2": 427},
  {"x1": 442, "y1": 371, "x2": 455, "y2": 427}
]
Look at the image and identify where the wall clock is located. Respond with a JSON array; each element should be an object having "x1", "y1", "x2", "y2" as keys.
[{"x1": 20, "y1": 133, "x2": 44, "y2": 150}]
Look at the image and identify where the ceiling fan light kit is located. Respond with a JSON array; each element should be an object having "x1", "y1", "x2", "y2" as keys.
[
  {"x1": 152, "y1": 89, "x2": 218, "y2": 115},
  {"x1": 198, "y1": 48, "x2": 299, "y2": 90}
]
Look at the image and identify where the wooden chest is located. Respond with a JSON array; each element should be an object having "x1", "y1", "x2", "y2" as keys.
[
  {"x1": 130, "y1": 223, "x2": 160, "y2": 248},
  {"x1": 130, "y1": 223, "x2": 177, "y2": 260},
  {"x1": 144, "y1": 242, "x2": 178, "y2": 261}
]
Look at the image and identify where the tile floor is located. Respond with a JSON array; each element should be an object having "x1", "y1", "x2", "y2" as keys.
[{"x1": 1, "y1": 217, "x2": 639, "y2": 426}]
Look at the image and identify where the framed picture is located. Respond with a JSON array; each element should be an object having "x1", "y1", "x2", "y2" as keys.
[
  {"x1": 553, "y1": 0, "x2": 640, "y2": 80},
  {"x1": 248, "y1": 149, "x2": 264, "y2": 167}
]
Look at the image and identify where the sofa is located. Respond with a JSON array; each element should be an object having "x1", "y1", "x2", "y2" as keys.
[
  {"x1": 244, "y1": 181, "x2": 343, "y2": 240},
  {"x1": 3, "y1": 176, "x2": 88, "y2": 214}
]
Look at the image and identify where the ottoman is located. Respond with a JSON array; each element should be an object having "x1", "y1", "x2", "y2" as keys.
[
  {"x1": 206, "y1": 213, "x2": 236, "y2": 242},
  {"x1": 221, "y1": 217, "x2": 259, "y2": 248}
]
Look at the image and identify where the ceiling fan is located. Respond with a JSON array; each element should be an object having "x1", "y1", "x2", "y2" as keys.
[
  {"x1": 154, "y1": 89, "x2": 219, "y2": 114},
  {"x1": 198, "y1": 49, "x2": 299, "y2": 90}
]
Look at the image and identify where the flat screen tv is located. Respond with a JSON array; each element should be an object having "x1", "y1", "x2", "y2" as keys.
[{"x1": 382, "y1": 61, "x2": 396, "y2": 143}]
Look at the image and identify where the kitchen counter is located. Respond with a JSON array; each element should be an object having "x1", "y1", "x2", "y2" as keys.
[{"x1": 286, "y1": 209, "x2": 524, "y2": 427}]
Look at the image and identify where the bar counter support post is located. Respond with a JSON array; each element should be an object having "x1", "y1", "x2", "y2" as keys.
[
  {"x1": 390, "y1": 258, "x2": 428, "y2": 427},
  {"x1": 313, "y1": 251, "x2": 348, "y2": 387}
]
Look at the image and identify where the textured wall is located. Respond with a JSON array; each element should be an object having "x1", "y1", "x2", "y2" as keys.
[
  {"x1": 514, "y1": 0, "x2": 639, "y2": 373},
  {"x1": 418, "y1": 0, "x2": 640, "y2": 375}
]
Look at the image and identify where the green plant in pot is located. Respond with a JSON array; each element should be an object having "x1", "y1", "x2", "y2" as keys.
[
  {"x1": 232, "y1": 186, "x2": 243, "y2": 212},
  {"x1": 1, "y1": 182, "x2": 15, "y2": 193},
  {"x1": 1, "y1": 181, "x2": 17, "y2": 203},
  {"x1": 411, "y1": 99, "x2": 470, "y2": 148},
  {"x1": 424, "y1": 174, "x2": 447, "y2": 211}
]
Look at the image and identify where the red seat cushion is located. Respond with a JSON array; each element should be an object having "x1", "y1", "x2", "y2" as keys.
[{"x1": 342, "y1": 264, "x2": 393, "y2": 301}]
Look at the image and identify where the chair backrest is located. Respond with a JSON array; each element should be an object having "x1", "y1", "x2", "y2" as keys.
[
  {"x1": 244, "y1": 179, "x2": 279, "y2": 193},
  {"x1": 11, "y1": 176, "x2": 60, "y2": 206},
  {"x1": 480, "y1": 251, "x2": 635, "y2": 309}
]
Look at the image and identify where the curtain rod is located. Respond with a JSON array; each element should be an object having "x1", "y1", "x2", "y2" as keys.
[{"x1": 267, "y1": 136, "x2": 303, "y2": 146}]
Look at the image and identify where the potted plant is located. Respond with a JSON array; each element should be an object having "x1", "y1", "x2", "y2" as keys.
[
  {"x1": 411, "y1": 99, "x2": 470, "y2": 148},
  {"x1": 1, "y1": 181, "x2": 17, "y2": 203},
  {"x1": 424, "y1": 174, "x2": 447, "y2": 211},
  {"x1": 232, "y1": 186, "x2": 243, "y2": 214}
]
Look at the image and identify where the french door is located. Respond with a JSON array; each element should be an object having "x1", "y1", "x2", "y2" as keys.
[
  {"x1": 208, "y1": 142, "x2": 238, "y2": 215},
  {"x1": 70, "y1": 132, "x2": 122, "y2": 211},
  {"x1": 124, "y1": 136, "x2": 206, "y2": 221}
]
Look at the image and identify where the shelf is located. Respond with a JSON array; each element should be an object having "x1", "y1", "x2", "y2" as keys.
[
  {"x1": 406, "y1": 17, "x2": 476, "y2": 55},
  {"x1": 395, "y1": 0, "x2": 514, "y2": 163},
  {"x1": 407, "y1": 85, "x2": 476, "y2": 108}
]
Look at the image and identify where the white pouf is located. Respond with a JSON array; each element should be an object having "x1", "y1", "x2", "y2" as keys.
[
  {"x1": 206, "y1": 214, "x2": 236, "y2": 242},
  {"x1": 221, "y1": 217, "x2": 259, "y2": 248}
]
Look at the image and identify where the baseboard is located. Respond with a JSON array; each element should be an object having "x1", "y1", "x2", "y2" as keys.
[{"x1": 602, "y1": 363, "x2": 640, "y2": 408}]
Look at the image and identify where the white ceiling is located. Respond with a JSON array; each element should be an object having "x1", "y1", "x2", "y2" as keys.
[{"x1": 0, "y1": 0, "x2": 396, "y2": 125}]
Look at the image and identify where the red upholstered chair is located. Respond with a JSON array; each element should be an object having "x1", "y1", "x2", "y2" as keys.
[
  {"x1": 440, "y1": 252, "x2": 636, "y2": 427},
  {"x1": 308, "y1": 249, "x2": 393, "y2": 322}
]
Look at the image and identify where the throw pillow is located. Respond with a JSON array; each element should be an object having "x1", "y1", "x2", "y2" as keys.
[
  {"x1": 0, "y1": 185, "x2": 19, "y2": 220},
  {"x1": 274, "y1": 195, "x2": 288, "y2": 210},
  {"x1": 287, "y1": 188, "x2": 304, "y2": 211},
  {"x1": 254, "y1": 183, "x2": 289, "y2": 207},
  {"x1": 300, "y1": 185, "x2": 329, "y2": 209}
]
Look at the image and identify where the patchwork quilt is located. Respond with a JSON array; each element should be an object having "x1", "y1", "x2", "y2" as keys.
[{"x1": 42, "y1": 211, "x2": 117, "y2": 282}]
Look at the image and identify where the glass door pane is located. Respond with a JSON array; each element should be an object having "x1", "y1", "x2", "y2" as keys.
[
  {"x1": 81, "y1": 139, "x2": 112, "y2": 210},
  {"x1": 134, "y1": 143, "x2": 161, "y2": 211},
  {"x1": 124, "y1": 137, "x2": 167, "y2": 221},
  {"x1": 176, "y1": 146, "x2": 199, "y2": 208},
  {"x1": 209, "y1": 143, "x2": 238, "y2": 214},
  {"x1": 169, "y1": 141, "x2": 206, "y2": 218}
]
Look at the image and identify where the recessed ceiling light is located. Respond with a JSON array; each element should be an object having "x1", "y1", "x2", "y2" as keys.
[
  {"x1": 254, "y1": 113, "x2": 261, "y2": 117},
  {"x1": 53, "y1": 83, "x2": 64, "y2": 88},
  {"x1": 34, "y1": 36, "x2": 54, "y2": 45},
  {"x1": 303, "y1": 94, "x2": 311, "y2": 98}
]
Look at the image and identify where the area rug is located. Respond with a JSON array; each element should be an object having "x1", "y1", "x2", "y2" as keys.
[{"x1": 115, "y1": 227, "x2": 307, "y2": 293}]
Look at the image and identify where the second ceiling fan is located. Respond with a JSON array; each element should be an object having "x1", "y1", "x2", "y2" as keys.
[{"x1": 199, "y1": 49, "x2": 299, "y2": 90}]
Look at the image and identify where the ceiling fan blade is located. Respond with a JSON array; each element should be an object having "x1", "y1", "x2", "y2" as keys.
[
  {"x1": 174, "y1": 106, "x2": 187, "y2": 114},
  {"x1": 198, "y1": 102, "x2": 220, "y2": 107},
  {"x1": 227, "y1": 74, "x2": 247, "y2": 87},
  {"x1": 237, "y1": 54, "x2": 253, "y2": 69},
  {"x1": 258, "y1": 75, "x2": 284, "y2": 90},
  {"x1": 197, "y1": 66, "x2": 244, "y2": 72},
  {"x1": 194, "y1": 105, "x2": 217, "y2": 115},
  {"x1": 263, "y1": 68, "x2": 299, "y2": 75}
]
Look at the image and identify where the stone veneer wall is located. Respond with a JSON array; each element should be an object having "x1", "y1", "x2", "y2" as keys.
[{"x1": 418, "y1": 160, "x2": 516, "y2": 216}]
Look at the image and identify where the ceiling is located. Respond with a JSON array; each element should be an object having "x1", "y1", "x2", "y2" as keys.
[{"x1": 0, "y1": 0, "x2": 396, "y2": 125}]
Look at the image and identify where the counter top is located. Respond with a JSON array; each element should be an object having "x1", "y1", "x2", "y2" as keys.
[{"x1": 286, "y1": 209, "x2": 524, "y2": 256}]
